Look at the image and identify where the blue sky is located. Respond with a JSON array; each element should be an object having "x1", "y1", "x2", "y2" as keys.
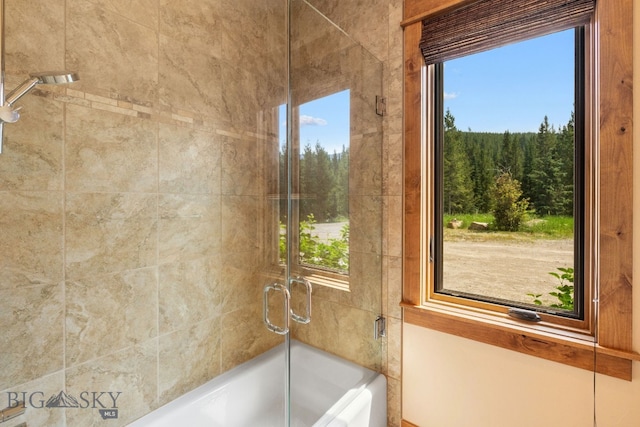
[
  {"x1": 278, "y1": 29, "x2": 574, "y2": 146},
  {"x1": 280, "y1": 90, "x2": 350, "y2": 154},
  {"x1": 443, "y1": 29, "x2": 575, "y2": 133}
]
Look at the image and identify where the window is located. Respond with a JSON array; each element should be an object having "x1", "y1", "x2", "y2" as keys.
[
  {"x1": 296, "y1": 91, "x2": 350, "y2": 275},
  {"x1": 429, "y1": 28, "x2": 588, "y2": 330},
  {"x1": 402, "y1": 0, "x2": 637, "y2": 380},
  {"x1": 279, "y1": 91, "x2": 351, "y2": 288}
]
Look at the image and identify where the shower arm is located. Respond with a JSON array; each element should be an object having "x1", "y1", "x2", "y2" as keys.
[{"x1": 4, "y1": 76, "x2": 39, "y2": 107}]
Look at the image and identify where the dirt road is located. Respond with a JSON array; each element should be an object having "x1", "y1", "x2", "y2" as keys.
[{"x1": 443, "y1": 239, "x2": 574, "y2": 305}]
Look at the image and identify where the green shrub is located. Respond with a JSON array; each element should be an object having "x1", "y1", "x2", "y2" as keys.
[
  {"x1": 491, "y1": 171, "x2": 529, "y2": 231},
  {"x1": 279, "y1": 214, "x2": 349, "y2": 271},
  {"x1": 528, "y1": 266, "x2": 574, "y2": 310}
]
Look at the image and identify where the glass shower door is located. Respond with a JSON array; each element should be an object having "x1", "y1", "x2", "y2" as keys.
[
  {"x1": 283, "y1": 1, "x2": 385, "y2": 426},
  {"x1": 262, "y1": 1, "x2": 384, "y2": 425}
]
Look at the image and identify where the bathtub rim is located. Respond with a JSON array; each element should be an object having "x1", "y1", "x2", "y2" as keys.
[{"x1": 128, "y1": 339, "x2": 384, "y2": 427}]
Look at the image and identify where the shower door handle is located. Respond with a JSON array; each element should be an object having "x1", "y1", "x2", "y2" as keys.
[
  {"x1": 263, "y1": 283, "x2": 291, "y2": 335},
  {"x1": 290, "y1": 277, "x2": 312, "y2": 324}
]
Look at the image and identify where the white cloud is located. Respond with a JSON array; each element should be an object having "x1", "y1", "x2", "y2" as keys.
[
  {"x1": 444, "y1": 92, "x2": 458, "y2": 100},
  {"x1": 299, "y1": 115, "x2": 328, "y2": 126}
]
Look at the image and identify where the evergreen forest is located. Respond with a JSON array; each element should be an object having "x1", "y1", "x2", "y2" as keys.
[
  {"x1": 279, "y1": 142, "x2": 350, "y2": 223},
  {"x1": 443, "y1": 109, "x2": 576, "y2": 220}
]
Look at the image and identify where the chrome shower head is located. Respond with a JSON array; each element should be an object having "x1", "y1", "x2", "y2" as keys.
[
  {"x1": 29, "y1": 71, "x2": 79, "y2": 85},
  {"x1": 4, "y1": 70, "x2": 79, "y2": 106}
]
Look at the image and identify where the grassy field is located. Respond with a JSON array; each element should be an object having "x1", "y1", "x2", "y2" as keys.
[{"x1": 443, "y1": 214, "x2": 574, "y2": 242}]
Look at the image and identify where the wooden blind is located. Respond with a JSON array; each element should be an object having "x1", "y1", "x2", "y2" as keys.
[{"x1": 419, "y1": 0, "x2": 595, "y2": 64}]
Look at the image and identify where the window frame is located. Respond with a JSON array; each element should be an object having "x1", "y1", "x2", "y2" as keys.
[
  {"x1": 429, "y1": 27, "x2": 589, "y2": 330},
  {"x1": 401, "y1": 0, "x2": 638, "y2": 380}
]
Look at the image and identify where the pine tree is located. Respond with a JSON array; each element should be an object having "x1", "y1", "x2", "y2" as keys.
[
  {"x1": 465, "y1": 135, "x2": 495, "y2": 213},
  {"x1": 443, "y1": 110, "x2": 475, "y2": 214},
  {"x1": 499, "y1": 130, "x2": 524, "y2": 182},
  {"x1": 527, "y1": 116, "x2": 569, "y2": 215},
  {"x1": 299, "y1": 143, "x2": 316, "y2": 220},
  {"x1": 556, "y1": 113, "x2": 575, "y2": 215}
]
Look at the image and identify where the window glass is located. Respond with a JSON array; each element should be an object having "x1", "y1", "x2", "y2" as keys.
[
  {"x1": 434, "y1": 29, "x2": 582, "y2": 318},
  {"x1": 279, "y1": 91, "x2": 350, "y2": 274}
]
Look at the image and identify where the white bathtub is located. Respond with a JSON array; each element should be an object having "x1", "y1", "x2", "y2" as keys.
[{"x1": 128, "y1": 340, "x2": 387, "y2": 427}]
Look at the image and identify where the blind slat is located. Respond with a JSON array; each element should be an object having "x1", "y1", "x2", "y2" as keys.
[{"x1": 420, "y1": 0, "x2": 595, "y2": 64}]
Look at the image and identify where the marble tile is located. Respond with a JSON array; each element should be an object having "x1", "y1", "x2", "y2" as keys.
[
  {"x1": 290, "y1": 1, "x2": 354, "y2": 105},
  {"x1": 0, "y1": 96, "x2": 64, "y2": 191},
  {"x1": 221, "y1": 134, "x2": 262, "y2": 196},
  {"x1": 220, "y1": 64, "x2": 261, "y2": 132},
  {"x1": 342, "y1": 251, "x2": 383, "y2": 312},
  {"x1": 295, "y1": 298, "x2": 383, "y2": 371},
  {"x1": 66, "y1": 268, "x2": 158, "y2": 367},
  {"x1": 291, "y1": 296, "x2": 341, "y2": 353},
  {"x1": 385, "y1": 55, "x2": 404, "y2": 135},
  {"x1": 386, "y1": 316, "x2": 402, "y2": 380},
  {"x1": 94, "y1": 0, "x2": 159, "y2": 30},
  {"x1": 0, "y1": 191, "x2": 63, "y2": 289},
  {"x1": 158, "y1": 35, "x2": 224, "y2": 121},
  {"x1": 159, "y1": 0, "x2": 221, "y2": 58},
  {"x1": 350, "y1": 195, "x2": 383, "y2": 255},
  {"x1": 4, "y1": 0, "x2": 65, "y2": 72},
  {"x1": 334, "y1": 304, "x2": 383, "y2": 371},
  {"x1": 387, "y1": 375, "x2": 402, "y2": 427},
  {"x1": 220, "y1": 303, "x2": 281, "y2": 372},
  {"x1": 158, "y1": 317, "x2": 221, "y2": 405},
  {"x1": 220, "y1": 195, "x2": 260, "y2": 254},
  {"x1": 350, "y1": 87, "x2": 384, "y2": 138},
  {"x1": 388, "y1": 0, "x2": 403, "y2": 57},
  {"x1": 66, "y1": 0, "x2": 159, "y2": 103},
  {"x1": 159, "y1": 258, "x2": 221, "y2": 334},
  {"x1": 386, "y1": 256, "x2": 403, "y2": 320},
  {"x1": 65, "y1": 341, "x2": 157, "y2": 427},
  {"x1": 387, "y1": 194, "x2": 403, "y2": 257},
  {"x1": 351, "y1": 133, "x2": 383, "y2": 196},
  {"x1": 158, "y1": 194, "x2": 220, "y2": 264},
  {"x1": 158, "y1": 124, "x2": 221, "y2": 195},
  {"x1": 217, "y1": 251, "x2": 263, "y2": 314},
  {"x1": 65, "y1": 104, "x2": 158, "y2": 193},
  {"x1": 290, "y1": 0, "x2": 354, "y2": 58},
  {"x1": 308, "y1": 0, "x2": 390, "y2": 62},
  {"x1": 291, "y1": 47, "x2": 347, "y2": 107},
  {"x1": 219, "y1": 0, "x2": 285, "y2": 84},
  {"x1": 0, "y1": 371, "x2": 66, "y2": 427},
  {"x1": 385, "y1": 132, "x2": 403, "y2": 197},
  {"x1": 0, "y1": 283, "x2": 64, "y2": 390},
  {"x1": 65, "y1": 193, "x2": 157, "y2": 280}
]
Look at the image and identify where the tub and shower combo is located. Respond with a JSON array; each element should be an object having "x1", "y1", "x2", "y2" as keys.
[
  {"x1": 129, "y1": 341, "x2": 387, "y2": 427},
  {"x1": 0, "y1": 0, "x2": 387, "y2": 427}
]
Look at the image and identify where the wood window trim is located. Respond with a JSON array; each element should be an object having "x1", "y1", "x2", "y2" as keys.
[{"x1": 402, "y1": 0, "x2": 637, "y2": 380}]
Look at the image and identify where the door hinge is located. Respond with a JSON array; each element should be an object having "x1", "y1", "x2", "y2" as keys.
[
  {"x1": 374, "y1": 315, "x2": 386, "y2": 340},
  {"x1": 375, "y1": 96, "x2": 386, "y2": 116}
]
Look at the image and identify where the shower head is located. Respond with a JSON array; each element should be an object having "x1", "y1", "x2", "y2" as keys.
[
  {"x1": 4, "y1": 70, "x2": 79, "y2": 106},
  {"x1": 29, "y1": 71, "x2": 79, "y2": 85}
]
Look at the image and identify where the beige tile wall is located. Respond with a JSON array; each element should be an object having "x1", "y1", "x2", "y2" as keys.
[
  {"x1": 0, "y1": 0, "x2": 403, "y2": 426},
  {"x1": 0, "y1": 0, "x2": 285, "y2": 426}
]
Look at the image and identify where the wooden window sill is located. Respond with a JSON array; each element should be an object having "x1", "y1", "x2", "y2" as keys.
[
  {"x1": 402, "y1": 303, "x2": 640, "y2": 380},
  {"x1": 304, "y1": 271, "x2": 349, "y2": 292}
]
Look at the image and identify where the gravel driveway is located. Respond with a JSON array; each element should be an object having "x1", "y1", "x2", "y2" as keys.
[{"x1": 443, "y1": 239, "x2": 574, "y2": 305}]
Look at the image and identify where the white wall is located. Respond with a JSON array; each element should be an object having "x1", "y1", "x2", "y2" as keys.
[{"x1": 402, "y1": 6, "x2": 640, "y2": 426}]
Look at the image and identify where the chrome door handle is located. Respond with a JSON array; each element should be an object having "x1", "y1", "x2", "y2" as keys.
[
  {"x1": 290, "y1": 276, "x2": 312, "y2": 324},
  {"x1": 263, "y1": 282, "x2": 291, "y2": 335}
]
